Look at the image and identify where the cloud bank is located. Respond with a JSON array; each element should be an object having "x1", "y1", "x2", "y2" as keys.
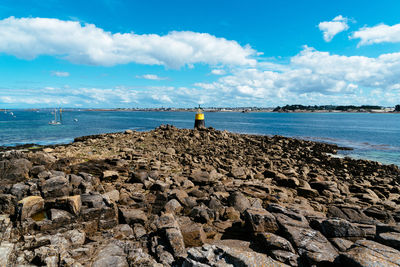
[
  {"x1": 318, "y1": 15, "x2": 349, "y2": 42},
  {"x1": 0, "y1": 17, "x2": 256, "y2": 68},
  {"x1": 196, "y1": 46, "x2": 400, "y2": 105}
]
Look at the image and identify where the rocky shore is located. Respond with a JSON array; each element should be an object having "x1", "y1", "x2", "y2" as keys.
[{"x1": 0, "y1": 125, "x2": 399, "y2": 266}]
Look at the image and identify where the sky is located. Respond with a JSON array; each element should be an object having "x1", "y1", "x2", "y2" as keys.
[{"x1": 1, "y1": 0, "x2": 400, "y2": 108}]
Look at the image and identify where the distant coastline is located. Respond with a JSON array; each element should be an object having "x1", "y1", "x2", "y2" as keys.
[
  {"x1": 74, "y1": 104, "x2": 400, "y2": 113},
  {"x1": 1, "y1": 105, "x2": 400, "y2": 113}
]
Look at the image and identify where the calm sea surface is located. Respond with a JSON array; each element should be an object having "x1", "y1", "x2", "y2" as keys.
[{"x1": 0, "y1": 110, "x2": 399, "y2": 166}]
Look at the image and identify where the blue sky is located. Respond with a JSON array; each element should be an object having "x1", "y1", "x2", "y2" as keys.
[{"x1": 1, "y1": 0, "x2": 400, "y2": 108}]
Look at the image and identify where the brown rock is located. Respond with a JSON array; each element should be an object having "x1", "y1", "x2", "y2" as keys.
[
  {"x1": 101, "y1": 170, "x2": 119, "y2": 181},
  {"x1": 18, "y1": 196, "x2": 44, "y2": 221},
  {"x1": 164, "y1": 199, "x2": 182, "y2": 214},
  {"x1": 180, "y1": 221, "x2": 206, "y2": 247},
  {"x1": 297, "y1": 187, "x2": 319, "y2": 198},
  {"x1": 257, "y1": 232, "x2": 295, "y2": 253},
  {"x1": 244, "y1": 208, "x2": 279, "y2": 233},
  {"x1": 119, "y1": 208, "x2": 148, "y2": 226},
  {"x1": 228, "y1": 191, "x2": 251, "y2": 213}
]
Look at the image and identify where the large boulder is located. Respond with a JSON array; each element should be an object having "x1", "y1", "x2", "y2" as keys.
[
  {"x1": 18, "y1": 195, "x2": 44, "y2": 221},
  {"x1": 377, "y1": 232, "x2": 400, "y2": 250},
  {"x1": 280, "y1": 222, "x2": 338, "y2": 265},
  {"x1": 179, "y1": 219, "x2": 206, "y2": 247},
  {"x1": 0, "y1": 158, "x2": 32, "y2": 183},
  {"x1": 41, "y1": 176, "x2": 70, "y2": 198},
  {"x1": 157, "y1": 213, "x2": 186, "y2": 258},
  {"x1": 338, "y1": 239, "x2": 400, "y2": 266},
  {"x1": 320, "y1": 218, "x2": 375, "y2": 239}
]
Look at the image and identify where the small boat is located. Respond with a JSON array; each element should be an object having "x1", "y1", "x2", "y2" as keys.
[
  {"x1": 73, "y1": 118, "x2": 78, "y2": 122},
  {"x1": 49, "y1": 108, "x2": 61, "y2": 125}
]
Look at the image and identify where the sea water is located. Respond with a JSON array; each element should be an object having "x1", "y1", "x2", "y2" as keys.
[{"x1": 0, "y1": 110, "x2": 399, "y2": 166}]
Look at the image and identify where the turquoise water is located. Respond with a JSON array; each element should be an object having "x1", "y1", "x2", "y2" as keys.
[{"x1": 0, "y1": 110, "x2": 399, "y2": 166}]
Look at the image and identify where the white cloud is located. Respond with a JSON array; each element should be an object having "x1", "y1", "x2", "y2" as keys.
[
  {"x1": 0, "y1": 16, "x2": 256, "y2": 68},
  {"x1": 136, "y1": 74, "x2": 168, "y2": 80},
  {"x1": 51, "y1": 71, "x2": 70, "y2": 77},
  {"x1": 352, "y1": 23, "x2": 400, "y2": 46},
  {"x1": 318, "y1": 15, "x2": 349, "y2": 42},
  {"x1": 211, "y1": 69, "x2": 226, "y2": 75},
  {"x1": 151, "y1": 94, "x2": 172, "y2": 103}
]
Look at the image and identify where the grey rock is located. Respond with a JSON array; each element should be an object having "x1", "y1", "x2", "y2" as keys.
[
  {"x1": 81, "y1": 193, "x2": 104, "y2": 208},
  {"x1": 228, "y1": 192, "x2": 251, "y2": 213},
  {"x1": 164, "y1": 199, "x2": 182, "y2": 214},
  {"x1": 310, "y1": 181, "x2": 340, "y2": 194},
  {"x1": 269, "y1": 250, "x2": 299, "y2": 267},
  {"x1": 329, "y1": 237, "x2": 354, "y2": 252},
  {"x1": 30, "y1": 165, "x2": 46, "y2": 177},
  {"x1": 229, "y1": 166, "x2": 248, "y2": 179},
  {"x1": 377, "y1": 232, "x2": 400, "y2": 250},
  {"x1": 338, "y1": 239, "x2": 400, "y2": 267},
  {"x1": 10, "y1": 182, "x2": 29, "y2": 199},
  {"x1": 114, "y1": 224, "x2": 134, "y2": 238},
  {"x1": 165, "y1": 227, "x2": 186, "y2": 258},
  {"x1": 244, "y1": 208, "x2": 279, "y2": 233},
  {"x1": 49, "y1": 209, "x2": 72, "y2": 225},
  {"x1": 127, "y1": 248, "x2": 162, "y2": 267},
  {"x1": 69, "y1": 174, "x2": 83, "y2": 188},
  {"x1": 41, "y1": 176, "x2": 69, "y2": 198},
  {"x1": 190, "y1": 205, "x2": 214, "y2": 223},
  {"x1": 257, "y1": 232, "x2": 295, "y2": 253},
  {"x1": 119, "y1": 208, "x2": 148, "y2": 226},
  {"x1": 0, "y1": 242, "x2": 14, "y2": 267},
  {"x1": 0, "y1": 158, "x2": 32, "y2": 183},
  {"x1": 320, "y1": 218, "x2": 373, "y2": 239},
  {"x1": 282, "y1": 224, "x2": 338, "y2": 265},
  {"x1": 183, "y1": 242, "x2": 289, "y2": 267},
  {"x1": 190, "y1": 169, "x2": 219, "y2": 185},
  {"x1": 92, "y1": 243, "x2": 128, "y2": 267}
]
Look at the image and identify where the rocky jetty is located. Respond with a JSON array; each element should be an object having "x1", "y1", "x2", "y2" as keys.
[{"x1": 0, "y1": 125, "x2": 399, "y2": 266}]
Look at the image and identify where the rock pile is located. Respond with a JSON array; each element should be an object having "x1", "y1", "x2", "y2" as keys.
[{"x1": 0, "y1": 125, "x2": 399, "y2": 266}]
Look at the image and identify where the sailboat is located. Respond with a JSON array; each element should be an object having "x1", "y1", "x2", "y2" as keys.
[{"x1": 49, "y1": 108, "x2": 61, "y2": 125}]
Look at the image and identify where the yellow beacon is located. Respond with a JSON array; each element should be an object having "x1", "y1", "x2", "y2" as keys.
[{"x1": 194, "y1": 106, "x2": 205, "y2": 129}]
